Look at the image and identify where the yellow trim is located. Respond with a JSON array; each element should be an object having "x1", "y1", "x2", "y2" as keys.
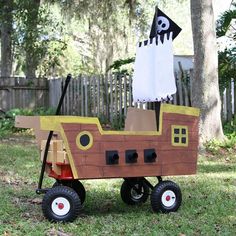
[
  {"x1": 40, "y1": 104, "x2": 199, "y2": 136},
  {"x1": 76, "y1": 131, "x2": 93, "y2": 151},
  {"x1": 40, "y1": 116, "x2": 162, "y2": 136},
  {"x1": 171, "y1": 125, "x2": 189, "y2": 147},
  {"x1": 162, "y1": 104, "x2": 200, "y2": 116},
  {"x1": 58, "y1": 124, "x2": 78, "y2": 179}
]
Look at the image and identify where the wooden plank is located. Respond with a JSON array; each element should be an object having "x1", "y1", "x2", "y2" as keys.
[
  {"x1": 176, "y1": 71, "x2": 183, "y2": 105},
  {"x1": 92, "y1": 76, "x2": 95, "y2": 116},
  {"x1": 189, "y1": 69, "x2": 193, "y2": 106},
  {"x1": 72, "y1": 78, "x2": 76, "y2": 115},
  {"x1": 226, "y1": 81, "x2": 232, "y2": 122},
  {"x1": 124, "y1": 75, "x2": 127, "y2": 116},
  {"x1": 114, "y1": 74, "x2": 118, "y2": 117},
  {"x1": 97, "y1": 76, "x2": 100, "y2": 115},
  {"x1": 110, "y1": 75, "x2": 113, "y2": 122},
  {"x1": 84, "y1": 76, "x2": 88, "y2": 116},
  {"x1": 77, "y1": 77, "x2": 80, "y2": 116},
  {"x1": 49, "y1": 78, "x2": 61, "y2": 110},
  {"x1": 105, "y1": 74, "x2": 109, "y2": 118},
  {"x1": 129, "y1": 76, "x2": 132, "y2": 106},
  {"x1": 119, "y1": 75, "x2": 122, "y2": 122},
  {"x1": 182, "y1": 77, "x2": 189, "y2": 106},
  {"x1": 101, "y1": 76, "x2": 104, "y2": 116},
  {"x1": 81, "y1": 76, "x2": 84, "y2": 116}
]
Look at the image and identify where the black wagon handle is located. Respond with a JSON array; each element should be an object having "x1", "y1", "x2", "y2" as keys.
[{"x1": 36, "y1": 74, "x2": 72, "y2": 194}]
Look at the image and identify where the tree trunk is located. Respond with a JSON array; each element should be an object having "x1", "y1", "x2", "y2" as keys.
[
  {"x1": 0, "y1": 0, "x2": 13, "y2": 77},
  {"x1": 25, "y1": 51, "x2": 38, "y2": 78},
  {"x1": 190, "y1": 0, "x2": 224, "y2": 143},
  {"x1": 25, "y1": 0, "x2": 41, "y2": 78}
]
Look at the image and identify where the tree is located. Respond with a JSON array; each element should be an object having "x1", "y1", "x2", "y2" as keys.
[
  {"x1": 0, "y1": 0, "x2": 14, "y2": 77},
  {"x1": 216, "y1": 3, "x2": 236, "y2": 91},
  {"x1": 23, "y1": 0, "x2": 41, "y2": 78},
  {"x1": 190, "y1": 0, "x2": 225, "y2": 143},
  {"x1": 14, "y1": 0, "x2": 67, "y2": 78},
  {"x1": 54, "y1": 0, "x2": 158, "y2": 74}
]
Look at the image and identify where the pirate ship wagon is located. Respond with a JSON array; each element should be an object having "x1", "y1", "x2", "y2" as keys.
[
  {"x1": 15, "y1": 7, "x2": 199, "y2": 223},
  {"x1": 15, "y1": 102, "x2": 199, "y2": 222}
]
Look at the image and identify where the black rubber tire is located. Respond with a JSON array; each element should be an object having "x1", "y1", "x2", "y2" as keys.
[
  {"x1": 120, "y1": 179, "x2": 150, "y2": 205},
  {"x1": 53, "y1": 180, "x2": 86, "y2": 204},
  {"x1": 42, "y1": 186, "x2": 81, "y2": 222},
  {"x1": 151, "y1": 180, "x2": 182, "y2": 213}
]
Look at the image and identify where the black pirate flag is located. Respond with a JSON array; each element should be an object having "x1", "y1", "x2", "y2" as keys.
[{"x1": 149, "y1": 8, "x2": 182, "y2": 40}]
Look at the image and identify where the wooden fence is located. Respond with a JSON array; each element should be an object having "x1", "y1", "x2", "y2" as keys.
[
  {"x1": 0, "y1": 73, "x2": 235, "y2": 124},
  {"x1": 222, "y1": 79, "x2": 236, "y2": 122},
  {"x1": 49, "y1": 71, "x2": 235, "y2": 123},
  {"x1": 0, "y1": 77, "x2": 48, "y2": 111},
  {"x1": 49, "y1": 71, "x2": 192, "y2": 119}
]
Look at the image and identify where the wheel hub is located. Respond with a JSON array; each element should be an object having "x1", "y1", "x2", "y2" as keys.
[
  {"x1": 58, "y1": 202, "x2": 64, "y2": 210},
  {"x1": 161, "y1": 190, "x2": 176, "y2": 207},
  {"x1": 51, "y1": 197, "x2": 70, "y2": 216},
  {"x1": 166, "y1": 195, "x2": 171, "y2": 201},
  {"x1": 131, "y1": 185, "x2": 143, "y2": 200}
]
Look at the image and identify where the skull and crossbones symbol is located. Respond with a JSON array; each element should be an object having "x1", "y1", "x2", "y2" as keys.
[{"x1": 157, "y1": 16, "x2": 170, "y2": 33}]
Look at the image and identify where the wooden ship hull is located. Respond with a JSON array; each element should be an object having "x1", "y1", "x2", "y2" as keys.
[{"x1": 16, "y1": 104, "x2": 200, "y2": 181}]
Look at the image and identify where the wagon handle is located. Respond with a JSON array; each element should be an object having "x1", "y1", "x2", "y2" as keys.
[{"x1": 36, "y1": 74, "x2": 72, "y2": 194}]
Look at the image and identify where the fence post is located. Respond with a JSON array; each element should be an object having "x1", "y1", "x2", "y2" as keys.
[
  {"x1": 119, "y1": 75, "x2": 122, "y2": 126},
  {"x1": 226, "y1": 80, "x2": 233, "y2": 122},
  {"x1": 110, "y1": 75, "x2": 113, "y2": 123},
  {"x1": 124, "y1": 75, "x2": 127, "y2": 116},
  {"x1": 49, "y1": 78, "x2": 61, "y2": 110},
  {"x1": 97, "y1": 76, "x2": 100, "y2": 116}
]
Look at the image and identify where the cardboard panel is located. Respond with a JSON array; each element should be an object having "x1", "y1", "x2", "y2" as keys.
[
  {"x1": 125, "y1": 107, "x2": 157, "y2": 131},
  {"x1": 41, "y1": 140, "x2": 64, "y2": 151}
]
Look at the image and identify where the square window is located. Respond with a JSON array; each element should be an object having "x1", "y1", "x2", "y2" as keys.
[
  {"x1": 182, "y1": 137, "x2": 186, "y2": 143},
  {"x1": 174, "y1": 129, "x2": 179, "y2": 134},
  {"x1": 174, "y1": 137, "x2": 179, "y2": 143},
  {"x1": 172, "y1": 125, "x2": 188, "y2": 147}
]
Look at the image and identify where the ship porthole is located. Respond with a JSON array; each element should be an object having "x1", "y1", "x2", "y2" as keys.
[{"x1": 76, "y1": 131, "x2": 93, "y2": 151}]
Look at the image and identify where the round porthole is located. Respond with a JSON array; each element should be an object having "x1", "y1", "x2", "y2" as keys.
[{"x1": 76, "y1": 131, "x2": 93, "y2": 151}]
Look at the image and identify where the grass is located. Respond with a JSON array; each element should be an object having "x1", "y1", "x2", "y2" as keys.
[{"x1": 0, "y1": 136, "x2": 235, "y2": 236}]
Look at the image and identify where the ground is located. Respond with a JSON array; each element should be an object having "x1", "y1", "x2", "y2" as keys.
[{"x1": 0, "y1": 134, "x2": 235, "y2": 236}]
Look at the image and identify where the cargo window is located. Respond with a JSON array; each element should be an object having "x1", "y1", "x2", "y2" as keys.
[{"x1": 171, "y1": 125, "x2": 188, "y2": 147}]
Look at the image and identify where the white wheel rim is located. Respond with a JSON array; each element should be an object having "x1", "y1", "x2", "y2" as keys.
[
  {"x1": 51, "y1": 197, "x2": 70, "y2": 216},
  {"x1": 161, "y1": 190, "x2": 176, "y2": 207},
  {"x1": 131, "y1": 184, "x2": 143, "y2": 200}
]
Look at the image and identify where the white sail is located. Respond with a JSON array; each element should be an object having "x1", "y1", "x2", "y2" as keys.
[{"x1": 132, "y1": 32, "x2": 176, "y2": 102}]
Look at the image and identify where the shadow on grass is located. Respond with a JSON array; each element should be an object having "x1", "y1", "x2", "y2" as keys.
[{"x1": 79, "y1": 188, "x2": 152, "y2": 217}]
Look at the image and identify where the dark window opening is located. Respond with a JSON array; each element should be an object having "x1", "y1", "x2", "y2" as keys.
[
  {"x1": 174, "y1": 137, "x2": 179, "y2": 143},
  {"x1": 174, "y1": 129, "x2": 180, "y2": 134}
]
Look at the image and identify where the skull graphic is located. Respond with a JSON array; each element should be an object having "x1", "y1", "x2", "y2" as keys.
[{"x1": 157, "y1": 16, "x2": 170, "y2": 33}]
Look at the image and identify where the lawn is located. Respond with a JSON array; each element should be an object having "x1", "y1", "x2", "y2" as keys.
[{"x1": 0, "y1": 136, "x2": 235, "y2": 236}]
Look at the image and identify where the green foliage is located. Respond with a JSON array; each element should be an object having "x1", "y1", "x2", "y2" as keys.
[
  {"x1": 217, "y1": 3, "x2": 236, "y2": 91},
  {"x1": 1, "y1": 0, "x2": 192, "y2": 77},
  {"x1": 108, "y1": 57, "x2": 135, "y2": 74},
  {"x1": 111, "y1": 114, "x2": 125, "y2": 131},
  {"x1": 0, "y1": 107, "x2": 55, "y2": 136},
  {"x1": 12, "y1": 1, "x2": 68, "y2": 77},
  {"x1": 205, "y1": 121, "x2": 236, "y2": 153},
  {"x1": 204, "y1": 139, "x2": 222, "y2": 154},
  {"x1": 98, "y1": 114, "x2": 110, "y2": 127},
  {"x1": 216, "y1": 3, "x2": 236, "y2": 38},
  {"x1": 218, "y1": 48, "x2": 236, "y2": 91}
]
